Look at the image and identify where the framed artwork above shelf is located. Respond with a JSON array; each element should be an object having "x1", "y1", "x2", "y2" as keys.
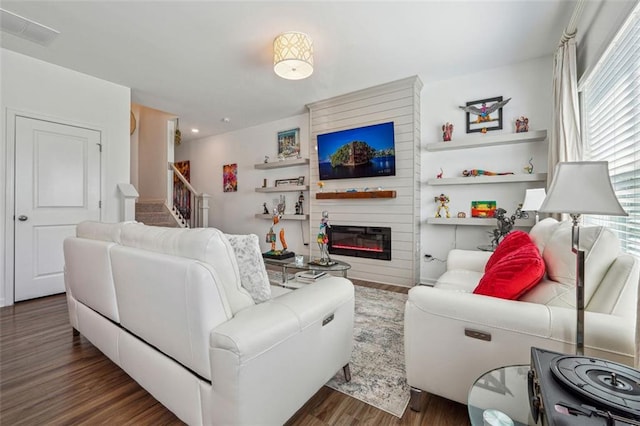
[
  {"x1": 425, "y1": 129, "x2": 547, "y2": 151},
  {"x1": 427, "y1": 173, "x2": 547, "y2": 186}
]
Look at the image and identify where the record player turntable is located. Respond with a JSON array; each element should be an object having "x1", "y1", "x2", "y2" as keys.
[{"x1": 528, "y1": 347, "x2": 640, "y2": 425}]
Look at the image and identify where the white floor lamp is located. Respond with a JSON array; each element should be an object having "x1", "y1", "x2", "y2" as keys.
[{"x1": 538, "y1": 161, "x2": 627, "y2": 356}]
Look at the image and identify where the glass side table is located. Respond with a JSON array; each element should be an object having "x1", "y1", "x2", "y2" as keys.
[{"x1": 468, "y1": 365, "x2": 538, "y2": 426}]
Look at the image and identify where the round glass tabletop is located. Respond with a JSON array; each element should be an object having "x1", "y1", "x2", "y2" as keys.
[{"x1": 467, "y1": 365, "x2": 537, "y2": 426}]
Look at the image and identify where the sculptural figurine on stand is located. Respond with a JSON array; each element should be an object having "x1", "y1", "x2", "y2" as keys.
[
  {"x1": 434, "y1": 193, "x2": 451, "y2": 218},
  {"x1": 262, "y1": 196, "x2": 294, "y2": 259},
  {"x1": 295, "y1": 191, "x2": 304, "y2": 215},
  {"x1": 490, "y1": 207, "x2": 525, "y2": 247},
  {"x1": 310, "y1": 210, "x2": 336, "y2": 266}
]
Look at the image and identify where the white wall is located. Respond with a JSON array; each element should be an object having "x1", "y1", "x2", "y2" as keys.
[
  {"x1": 137, "y1": 105, "x2": 175, "y2": 200},
  {"x1": 175, "y1": 114, "x2": 310, "y2": 254},
  {"x1": 420, "y1": 56, "x2": 553, "y2": 284},
  {"x1": 1, "y1": 48, "x2": 130, "y2": 306}
]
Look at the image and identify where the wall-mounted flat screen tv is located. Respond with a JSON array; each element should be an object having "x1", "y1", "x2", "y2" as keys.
[{"x1": 317, "y1": 121, "x2": 396, "y2": 181}]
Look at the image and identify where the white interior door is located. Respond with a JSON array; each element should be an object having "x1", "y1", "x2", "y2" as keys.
[{"x1": 14, "y1": 116, "x2": 101, "y2": 302}]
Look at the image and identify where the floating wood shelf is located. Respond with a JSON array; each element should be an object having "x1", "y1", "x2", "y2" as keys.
[
  {"x1": 255, "y1": 214, "x2": 309, "y2": 221},
  {"x1": 427, "y1": 217, "x2": 536, "y2": 227},
  {"x1": 254, "y1": 158, "x2": 309, "y2": 169},
  {"x1": 316, "y1": 190, "x2": 396, "y2": 199},
  {"x1": 427, "y1": 173, "x2": 547, "y2": 186},
  {"x1": 425, "y1": 130, "x2": 547, "y2": 151},
  {"x1": 255, "y1": 185, "x2": 309, "y2": 193}
]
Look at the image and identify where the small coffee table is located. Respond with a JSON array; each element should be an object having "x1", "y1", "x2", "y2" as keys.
[
  {"x1": 467, "y1": 365, "x2": 537, "y2": 426},
  {"x1": 263, "y1": 255, "x2": 351, "y2": 287}
]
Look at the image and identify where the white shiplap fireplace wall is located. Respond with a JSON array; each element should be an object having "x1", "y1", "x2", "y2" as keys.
[{"x1": 307, "y1": 76, "x2": 422, "y2": 287}]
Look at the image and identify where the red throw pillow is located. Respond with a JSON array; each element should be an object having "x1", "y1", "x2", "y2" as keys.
[
  {"x1": 485, "y1": 230, "x2": 533, "y2": 272},
  {"x1": 474, "y1": 242, "x2": 546, "y2": 300}
]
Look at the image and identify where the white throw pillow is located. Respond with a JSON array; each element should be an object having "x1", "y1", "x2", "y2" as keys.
[{"x1": 224, "y1": 234, "x2": 272, "y2": 303}]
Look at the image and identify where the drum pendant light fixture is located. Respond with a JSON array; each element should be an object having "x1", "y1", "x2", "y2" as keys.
[{"x1": 273, "y1": 31, "x2": 313, "y2": 80}]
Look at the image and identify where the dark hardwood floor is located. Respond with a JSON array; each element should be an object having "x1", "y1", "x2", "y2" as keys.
[{"x1": 0, "y1": 281, "x2": 470, "y2": 425}]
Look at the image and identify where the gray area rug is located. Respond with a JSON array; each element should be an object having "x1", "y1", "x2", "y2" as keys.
[{"x1": 325, "y1": 285, "x2": 410, "y2": 418}]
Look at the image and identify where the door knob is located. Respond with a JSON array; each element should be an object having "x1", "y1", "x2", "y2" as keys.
[{"x1": 17, "y1": 215, "x2": 28, "y2": 221}]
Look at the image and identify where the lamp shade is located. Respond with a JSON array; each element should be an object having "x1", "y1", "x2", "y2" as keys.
[
  {"x1": 539, "y1": 161, "x2": 627, "y2": 216},
  {"x1": 521, "y1": 188, "x2": 547, "y2": 211},
  {"x1": 273, "y1": 32, "x2": 313, "y2": 80}
]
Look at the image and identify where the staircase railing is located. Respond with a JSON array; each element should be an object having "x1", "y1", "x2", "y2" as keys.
[{"x1": 169, "y1": 162, "x2": 210, "y2": 228}]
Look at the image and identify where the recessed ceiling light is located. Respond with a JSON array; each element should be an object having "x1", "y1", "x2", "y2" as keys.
[{"x1": 191, "y1": 128, "x2": 199, "y2": 133}]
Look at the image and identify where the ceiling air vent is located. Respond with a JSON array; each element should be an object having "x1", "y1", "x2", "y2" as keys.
[{"x1": 0, "y1": 8, "x2": 60, "y2": 46}]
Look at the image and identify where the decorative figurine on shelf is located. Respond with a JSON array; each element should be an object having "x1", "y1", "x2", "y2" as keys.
[
  {"x1": 515, "y1": 116, "x2": 529, "y2": 133},
  {"x1": 434, "y1": 193, "x2": 451, "y2": 218},
  {"x1": 442, "y1": 122, "x2": 454, "y2": 141},
  {"x1": 317, "y1": 181, "x2": 325, "y2": 192},
  {"x1": 295, "y1": 191, "x2": 304, "y2": 215},
  {"x1": 457, "y1": 212, "x2": 466, "y2": 218},
  {"x1": 436, "y1": 168, "x2": 444, "y2": 179},
  {"x1": 459, "y1": 98, "x2": 511, "y2": 124},
  {"x1": 309, "y1": 210, "x2": 336, "y2": 266},
  {"x1": 514, "y1": 203, "x2": 528, "y2": 220},
  {"x1": 262, "y1": 202, "x2": 269, "y2": 214},
  {"x1": 462, "y1": 169, "x2": 515, "y2": 177},
  {"x1": 490, "y1": 206, "x2": 527, "y2": 247},
  {"x1": 262, "y1": 196, "x2": 294, "y2": 259},
  {"x1": 490, "y1": 208, "x2": 515, "y2": 247},
  {"x1": 264, "y1": 155, "x2": 269, "y2": 163},
  {"x1": 524, "y1": 157, "x2": 534, "y2": 174}
]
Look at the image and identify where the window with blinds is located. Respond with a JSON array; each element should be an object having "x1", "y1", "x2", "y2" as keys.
[{"x1": 580, "y1": 5, "x2": 639, "y2": 257}]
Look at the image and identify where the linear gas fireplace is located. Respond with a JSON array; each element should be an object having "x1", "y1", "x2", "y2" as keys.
[{"x1": 328, "y1": 225, "x2": 391, "y2": 261}]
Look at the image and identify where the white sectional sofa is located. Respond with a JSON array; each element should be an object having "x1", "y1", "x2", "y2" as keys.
[
  {"x1": 63, "y1": 221, "x2": 354, "y2": 425},
  {"x1": 405, "y1": 218, "x2": 639, "y2": 409}
]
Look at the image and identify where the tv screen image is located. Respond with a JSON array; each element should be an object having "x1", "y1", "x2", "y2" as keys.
[{"x1": 317, "y1": 121, "x2": 396, "y2": 181}]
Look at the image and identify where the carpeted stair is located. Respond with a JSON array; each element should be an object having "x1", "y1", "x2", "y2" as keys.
[{"x1": 135, "y1": 200, "x2": 180, "y2": 227}]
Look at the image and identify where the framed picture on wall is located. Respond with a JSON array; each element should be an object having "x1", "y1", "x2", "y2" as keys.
[
  {"x1": 462, "y1": 96, "x2": 511, "y2": 133},
  {"x1": 277, "y1": 128, "x2": 300, "y2": 159},
  {"x1": 223, "y1": 163, "x2": 237, "y2": 192}
]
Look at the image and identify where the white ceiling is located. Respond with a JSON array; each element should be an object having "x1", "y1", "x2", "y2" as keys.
[{"x1": 0, "y1": 1, "x2": 577, "y2": 142}]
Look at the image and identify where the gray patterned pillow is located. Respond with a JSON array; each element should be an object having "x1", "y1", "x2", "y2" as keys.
[{"x1": 224, "y1": 233, "x2": 272, "y2": 303}]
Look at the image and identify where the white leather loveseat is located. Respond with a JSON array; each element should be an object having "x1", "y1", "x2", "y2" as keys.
[
  {"x1": 405, "y1": 218, "x2": 639, "y2": 409},
  {"x1": 64, "y1": 221, "x2": 354, "y2": 425}
]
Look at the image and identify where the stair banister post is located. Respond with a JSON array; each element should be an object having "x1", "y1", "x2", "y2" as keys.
[
  {"x1": 198, "y1": 194, "x2": 211, "y2": 228},
  {"x1": 117, "y1": 183, "x2": 139, "y2": 221}
]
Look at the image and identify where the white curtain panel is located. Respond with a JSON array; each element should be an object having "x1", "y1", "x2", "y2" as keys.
[{"x1": 548, "y1": 33, "x2": 583, "y2": 188}]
